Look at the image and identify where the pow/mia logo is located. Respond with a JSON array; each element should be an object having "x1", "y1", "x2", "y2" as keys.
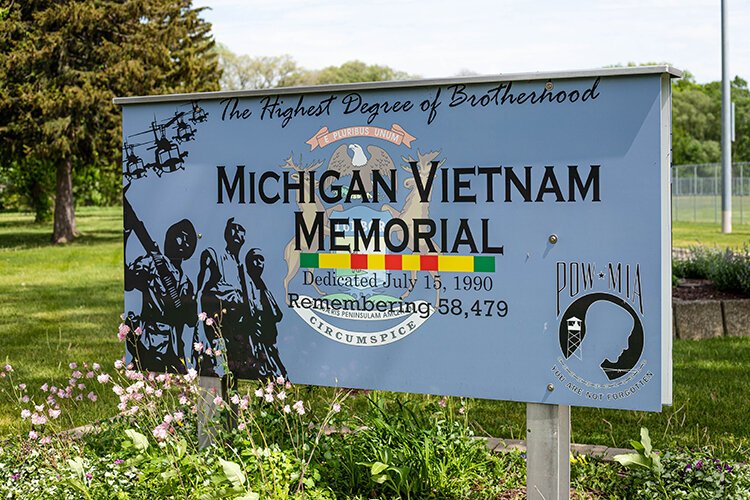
[{"x1": 552, "y1": 261, "x2": 654, "y2": 403}]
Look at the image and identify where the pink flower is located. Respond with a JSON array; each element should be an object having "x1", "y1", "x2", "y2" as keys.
[
  {"x1": 205, "y1": 348, "x2": 213, "y2": 357},
  {"x1": 72, "y1": 371, "x2": 82, "y2": 379},
  {"x1": 4, "y1": 364, "x2": 13, "y2": 372},
  {"x1": 254, "y1": 388, "x2": 263, "y2": 398},
  {"x1": 283, "y1": 404, "x2": 291, "y2": 414},
  {"x1": 163, "y1": 414, "x2": 173, "y2": 424},
  {"x1": 239, "y1": 397, "x2": 249, "y2": 411},
  {"x1": 438, "y1": 398, "x2": 447, "y2": 408},
  {"x1": 238, "y1": 422, "x2": 246, "y2": 430},
  {"x1": 31, "y1": 413, "x2": 47, "y2": 425},
  {"x1": 34, "y1": 404, "x2": 44, "y2": 412},
  {"x1": 41, "y1": 383, "x2": 49, "y2": 392},
  {"x1": 86, "y1": 371, "x2": 94, "y2": 379},
  {"x1": 92, "y1": 363, "x2": 101, "y2": 371},
  {"x1": 87, "y1": 392, "x2": 97, "y2": 402},
  {"x1": 48, "y1": 408, "x2": 61, "y2": 419},
  {"x1": 198, "y1": 312, "x2": 207, "y2": 322},
  {"x1": 75, "y1": 394, "x2": 83, "y2": 401},
  {"x1": 179, "y1": 395, "x2": 189, "y2": 405},
  {"x1": 112, "y1": 385, "x2": 125, "y2": 396},
  {"x1": 173, "y1": 411, "x2": 184, "y2": 422},
  {"x1": 152, "y1": 423, "x2": 170, "y2": 441},
  {"x1": 230, "y1": 394, "x2": 241, "y2": 405},
  {"x1": 213, "y1": 396, "x2": 224, "y2": 407},
  {"x1": 193, "y1": 342, "x2": 204, "y2": 353},
  {"x1": 134, "y1": 326, "x2": 143, "y2": 336},
  {"x1": 117, "y1": 402, "x2": 128, "y2": 412},
  {"x1": 276, "y1": 391, "x2": 287, "y2": 401},
  {"x1": 214, "y1": 349, "x2": 222, "y2": 356},
  {"x1": 205, "y1": 318, "x2": 214, "y2": 326},
  {"x1": 185, "y1": 368, "x2": 198, "y2": 382},
  {"x1": 114, "y1": 359, "x2": 124, "y2": 370},
  {"x1": 292, "y1": 400, "x2": 305, "y2": 415},
  {"x1": 40, "y1": 436, "x2": 52, "y2": 445},
  {"x1": 18, "y1": 384, "x2": 26, "y2": 391},
  {"x1": 154, "y1": 389, "x2": 163, "y2": 398},
  {"x1": 28, "y1": 430, "x2": 38, "y2": 440},
  {"x1": 117, "y1": 323, "x2": 130, "y2": 341},
  {"x1": 97, "y1": 373, "x2": 110, "y2": 384},
  {"x1": 78, "y1": 383, "x2": 86, "y2": 390},
  {"x1": 264, "y1": 393, "x2": 274, "y2": 403},
  {"x1": 69, "y1": 362, "x2": 77, "y2": 370},
  {"x1": 332, "y1": 403, "x2": 341, "y2": 413},
  {"x1": 285, "y1": 381, "x2": 292, "y2": 390},
  {"x1": 458, "y1": 407, "x2": 465, "y2": 415},
  {"x1": 276, "y1": 376, "x2": 285, "y2": 385},
  {"x1": 21, "y1": 395, "x2": 29, "y2": 403},
  {"x1": 20, "y1": 409, "x2": 31, "y2": 419}
]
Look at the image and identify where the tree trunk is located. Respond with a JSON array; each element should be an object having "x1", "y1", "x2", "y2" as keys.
[{"x1": 52, "y1": 159, "x2": 77, "y2": 243}]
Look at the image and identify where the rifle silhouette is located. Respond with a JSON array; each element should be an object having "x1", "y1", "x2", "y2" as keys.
[{"x1": 123, "y1": 193, "x2": 183, "y2": 317}]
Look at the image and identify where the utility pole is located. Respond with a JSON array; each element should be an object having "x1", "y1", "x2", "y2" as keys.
[{"x1": 721, "y1": 0, "x2": 732, "y2": 233}]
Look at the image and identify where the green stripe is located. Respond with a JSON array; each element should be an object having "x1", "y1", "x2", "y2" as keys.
[
  {"x1": 474, "y1": 256, "x2": 495, "y2": 273},
  {"x1": 300, "y1": 253, "x2": 319, "y2": 268}
]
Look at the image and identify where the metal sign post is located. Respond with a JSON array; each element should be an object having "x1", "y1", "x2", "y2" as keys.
[{"x1": 526, "y1": 403, "x2": 570, "y2": 500}]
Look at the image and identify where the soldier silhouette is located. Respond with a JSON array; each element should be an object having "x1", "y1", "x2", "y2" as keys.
[
  {"x1": 245, "y1": 248, "x2": 286, "y2": 379},
  {"x1": 195, "y1": 218, "x2": 256, "y2": 376},
  {"x1": 125, "y1": 218, "x2": 198, "y2": 373}
]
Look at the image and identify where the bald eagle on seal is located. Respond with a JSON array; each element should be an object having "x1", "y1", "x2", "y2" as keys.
[{"x1": 327, "y1": 143, "x2": 395, "y2": 194}]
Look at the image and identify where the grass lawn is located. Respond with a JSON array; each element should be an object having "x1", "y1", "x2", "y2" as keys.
[{"x1": 1, "y1": 209, "x2": 750, "y2": 460}]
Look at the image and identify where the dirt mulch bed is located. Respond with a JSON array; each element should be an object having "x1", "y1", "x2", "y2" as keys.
[{"x1": 673, "y1": 278, "x2": 748, "y2": 301}]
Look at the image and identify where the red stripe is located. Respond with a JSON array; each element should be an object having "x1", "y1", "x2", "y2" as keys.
[
  {"x1": 385, "y1": 254, "x2": 402, "y2": 270},
  {"x1": 351, "y1": 254, "x2": 368, "y2": 269},
  {"x1": 420, "y1": 255, "x2": 438, "y2": 271}
]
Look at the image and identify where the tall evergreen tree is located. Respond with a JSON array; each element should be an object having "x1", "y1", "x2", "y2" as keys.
[{"x1": 0, "y1": 0, "x2": 220, "y2": 242}]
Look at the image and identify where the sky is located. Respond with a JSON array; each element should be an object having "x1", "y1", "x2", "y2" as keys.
[{"x1": 193, "y1": 0, "x2": 750, "y2": 84}]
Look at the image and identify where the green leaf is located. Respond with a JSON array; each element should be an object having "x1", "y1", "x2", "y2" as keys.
[
  {"x1": 640, "y1": 427, "x2": 653, "y2": 455},
  {"x1": 124, "y1": 429, "x2": 149, "y2": 452},
  {"x1": 370, "y1": 461, "x2": 389, "y2": 476},
  {"x1": 373, "y1": 473, "x2": 389, "y2": 484},
  {"x1": 613, "y1": 453, "x2": 650, "y2": 469},
  {"x1": 67, "y1": 457, "x2": 85, "y2": 479},
  {"x1": 219, "y1": 458, "x2": 246, "y2": 488},
  {"x1": 235, "y1": 493, "x2": 260, "y2": 500}
]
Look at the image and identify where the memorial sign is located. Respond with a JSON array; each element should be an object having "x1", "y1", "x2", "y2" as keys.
[{"x1": 116, "y1": 66, "x2": 678, "y2": 412}]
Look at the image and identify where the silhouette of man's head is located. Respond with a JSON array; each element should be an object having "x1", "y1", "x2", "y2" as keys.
[
  {"x1": 164, "y1": 219, "x2": 197, "y2": 261},
  {"x1": 246, "y1": 248, "x2": 264, "y2": 278},
  {"x1": 224, "y1": 218, "x2": 246, "y2": 253},
  {"x1": 559, "y1": 293, "x2": 644, "y2": 381}
]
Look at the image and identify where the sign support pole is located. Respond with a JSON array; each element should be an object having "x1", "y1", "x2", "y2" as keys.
[
  {"x1": 197, "y1": 375, "x2": 223, "y2": 449},
  {"x1": 526, "y1": 403, "x2": 570, "y2": 500}
]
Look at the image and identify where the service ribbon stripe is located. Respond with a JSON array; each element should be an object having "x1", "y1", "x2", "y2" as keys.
[{"x1": 300, "y1": 253, "x2": 495, "y2": 273}]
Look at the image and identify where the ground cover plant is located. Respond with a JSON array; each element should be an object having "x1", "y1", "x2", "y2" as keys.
[{"x1": 1, "y1": 208, "x2": 750, "y2": 495}]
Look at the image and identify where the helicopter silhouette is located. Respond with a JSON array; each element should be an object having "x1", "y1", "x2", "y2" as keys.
[
  {"x1": 128, "y1": 116, "x2": 189, "y2": 177},
  {"x1": 169, "y1": 112, "x2": 196, "y2": 144},
  {"x1": 122, "y1": 141, "x2": 147, "y2": 181},
  {"x1": 187, "y1": 101, "x2": 208, "y2": 124}
]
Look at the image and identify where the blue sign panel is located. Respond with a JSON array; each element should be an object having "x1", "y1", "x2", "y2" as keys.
[{"x1": 119, "y1": 68, "x2": 675, "y2": 411}]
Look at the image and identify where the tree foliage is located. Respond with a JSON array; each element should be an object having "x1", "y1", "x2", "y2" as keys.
[
  {"x1": 0, "y1": 0, "x2": 220, "y2": 238},
  {"x1": 215, "y1": 46, "x2": 413, "y2": 91}
]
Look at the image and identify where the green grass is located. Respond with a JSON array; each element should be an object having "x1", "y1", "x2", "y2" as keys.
[
  {"x1": 1, "y1": 209, "x2": 750, "y2": 460},
  {"x1": 673, "y1": 220, "x2": 750, "y2": 249},
  {"x1": 673, "y1": 195, "x2": 750, "y2": 225}
]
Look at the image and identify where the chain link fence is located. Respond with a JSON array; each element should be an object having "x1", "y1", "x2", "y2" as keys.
[{"x1": 672, "y1": 162, "x2": 750, "y2": 224}]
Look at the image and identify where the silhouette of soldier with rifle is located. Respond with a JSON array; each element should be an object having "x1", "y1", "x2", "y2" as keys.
[
  {"x1": 245, "y1": 248, "x2": 286, "y2": 379},
  {"x1": 196, "y1": 218, "x2": 260, "y2": 377},
  {"x1": 124, "y1": 195, "x2": 197, "y2": 373}
]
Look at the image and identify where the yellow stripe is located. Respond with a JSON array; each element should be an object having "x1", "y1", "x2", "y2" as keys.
[
  {"x1": 319, "y1": 253, "x2": 350, "y2": 269},
  {"x1": 402, "y1": 254, "x2": 421, "y2": 271},
  {"x1": 438, "y1": 255, "x2": 474, "y2": 272},
  {"x1": 368, "y1": 254, "x2": 386, "y2": 270}
]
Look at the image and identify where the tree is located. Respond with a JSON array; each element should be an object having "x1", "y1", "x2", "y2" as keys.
[
  {"x1": 0, "y1": 1, "x2": 220, "y2": 242},
  {"x1": 215, "y1": 44, "x2": 304, "y2": 90},
  {"x1": 214, "y1": 47, "x2": 414, "y2": 91}
]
